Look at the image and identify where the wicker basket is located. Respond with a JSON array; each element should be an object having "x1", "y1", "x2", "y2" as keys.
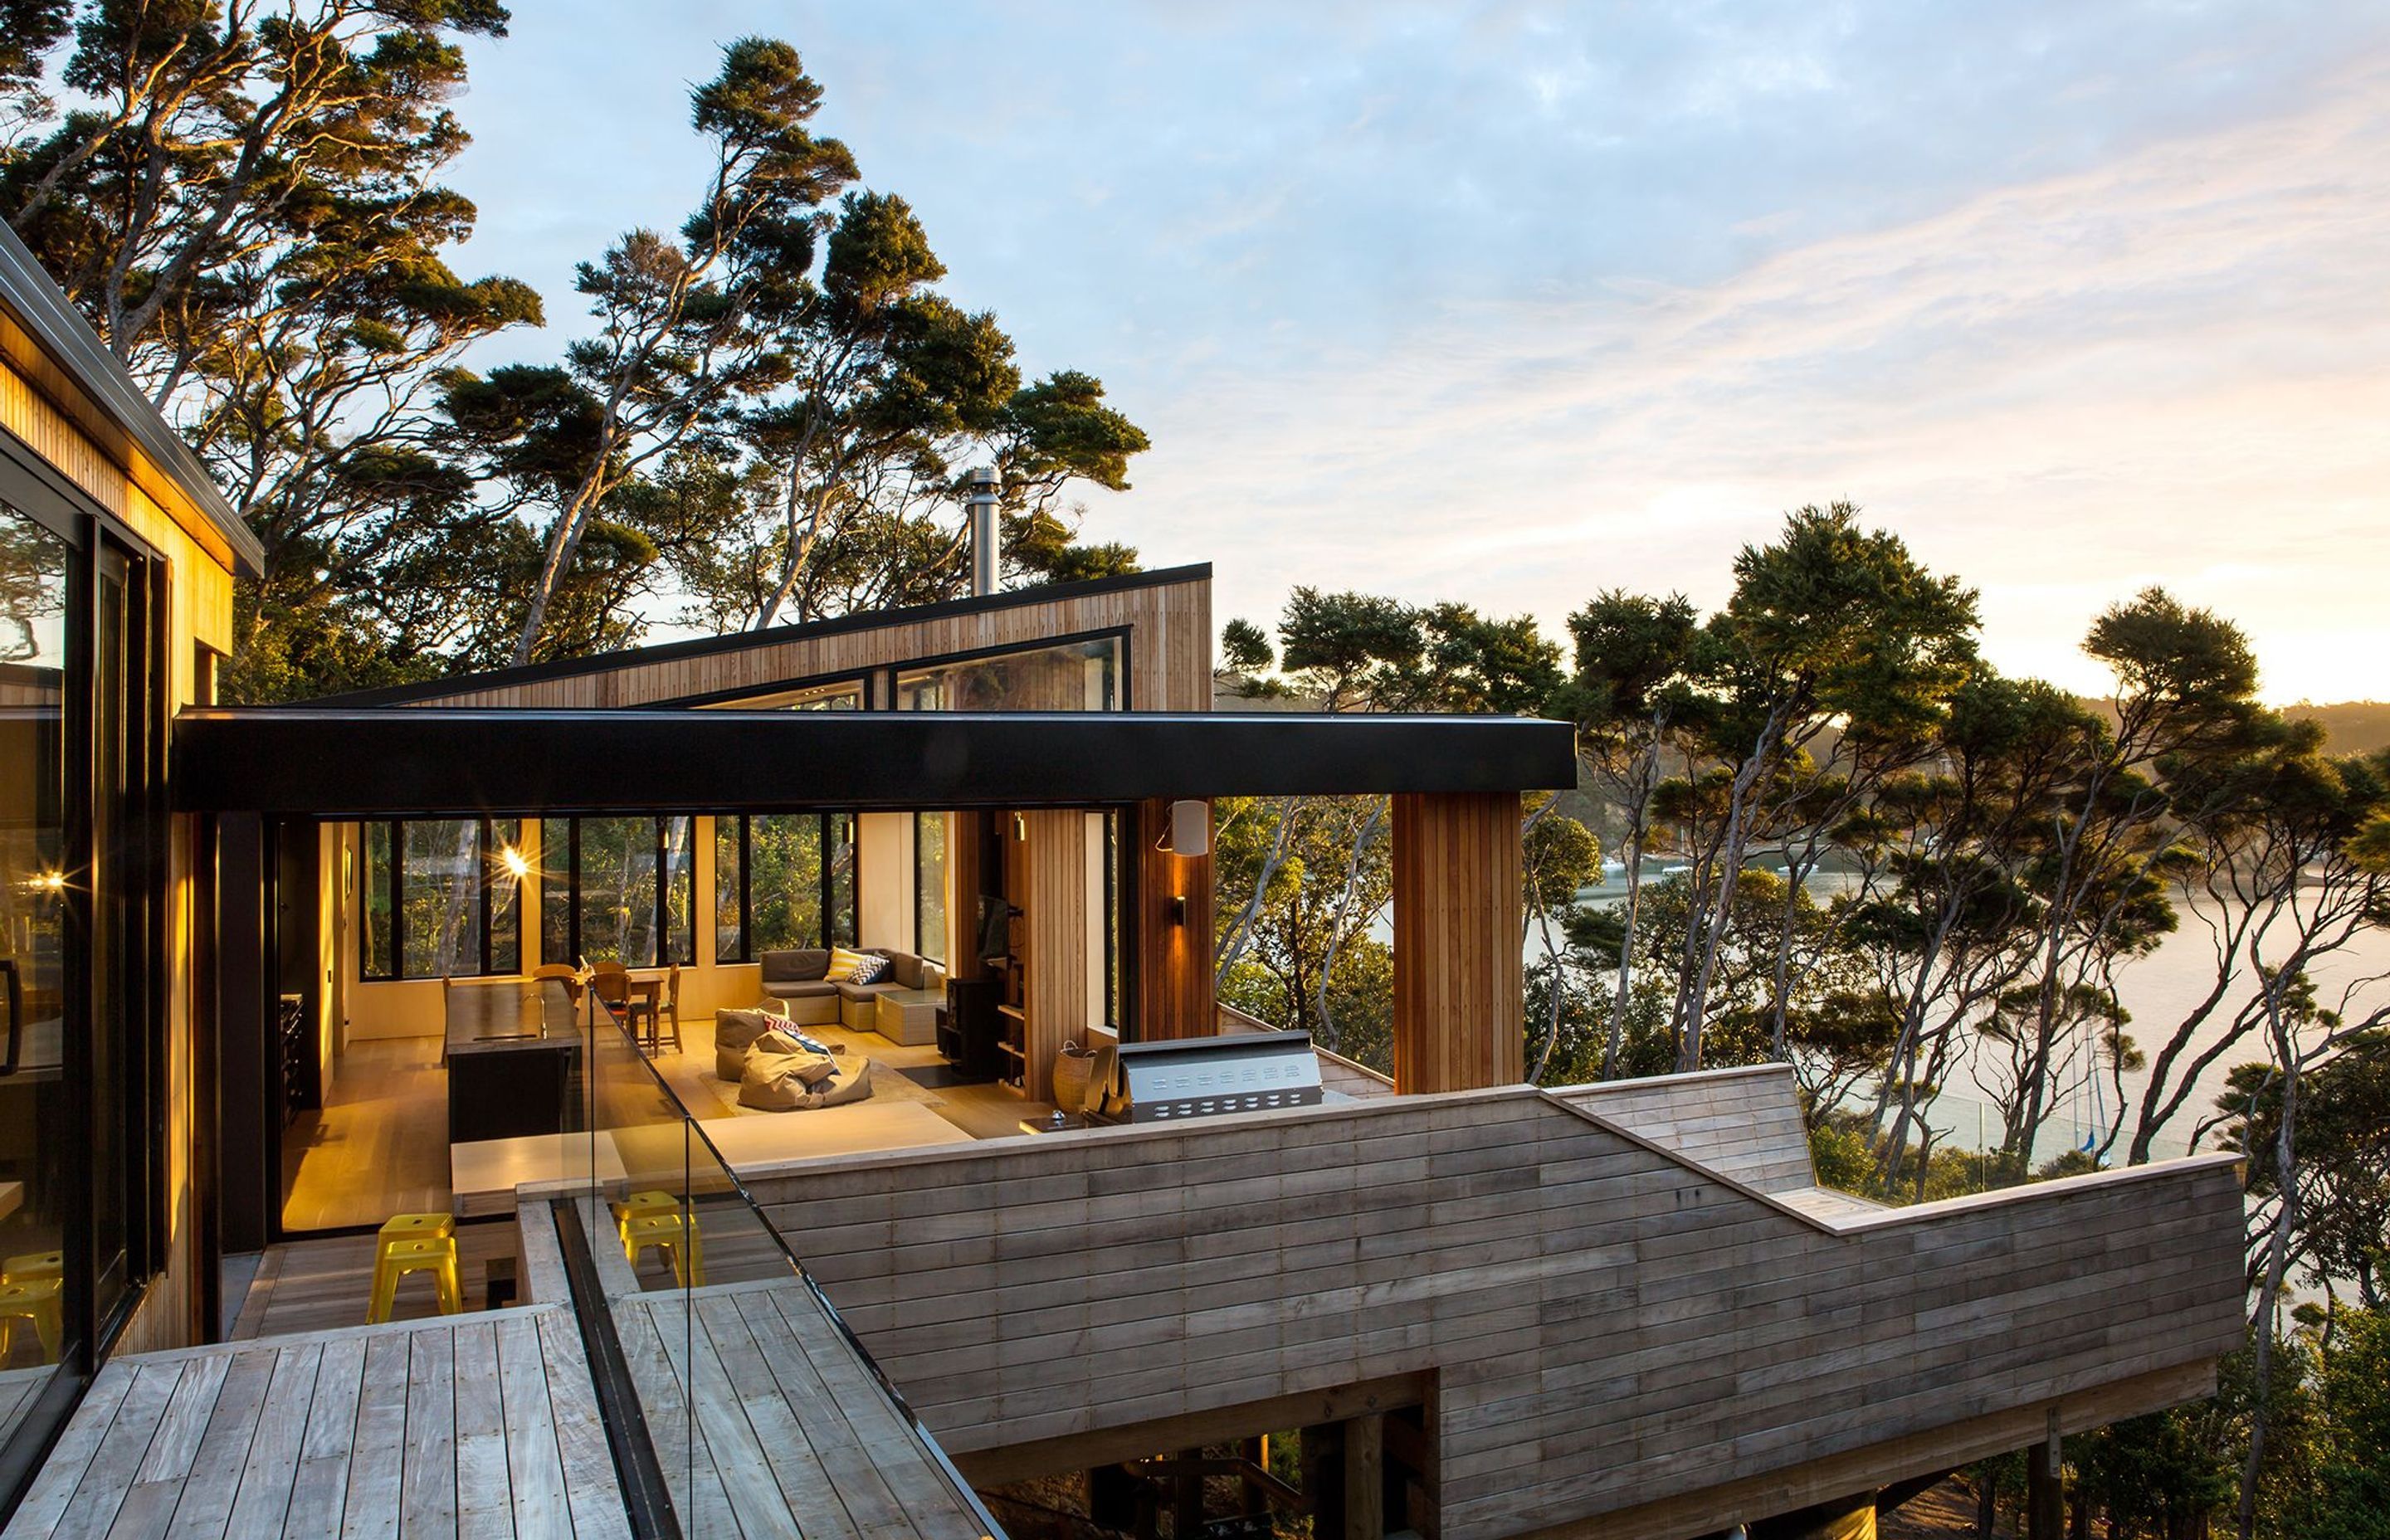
[{"x1": 1052, "y1": 1040, "x2": 1095, "y2": 1115}]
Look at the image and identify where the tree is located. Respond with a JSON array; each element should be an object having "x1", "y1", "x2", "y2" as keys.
[
  {"x1": 1553, "y1": 590, "x2": 1705, "y2": 1075},
  {"x1": 1665, "y1": 505, "x2": 1978, "y2": 1072},
  {"x1": 4, "y1": 0, "x2": 544, "y2": 699}
]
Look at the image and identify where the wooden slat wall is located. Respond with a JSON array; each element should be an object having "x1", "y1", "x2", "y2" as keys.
[
  {"x1": 1132, "y1": 798, "x2": 1215, "y2": 1040},
  {"x1": 745, "y1": 1086, "x2": 2246, "y2": 1540},
  {"x1": 1392, "y1": 793, "x2": 1524, "y2": 1094},
  {"x1": 1017, "y1": 810, "x2": 1090, "y2": 1102},
  {"x1": 1554, "y1": 1065, "x2": 1817, "y2": 1194},
  {"x1": 397, "y1": 573, "x2": 1213, "y2": 714}
]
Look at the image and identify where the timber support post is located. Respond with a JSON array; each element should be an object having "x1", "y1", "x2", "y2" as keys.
[{"x1": 1391, "y1": 792, "x2": 1524, "y2": 1093}]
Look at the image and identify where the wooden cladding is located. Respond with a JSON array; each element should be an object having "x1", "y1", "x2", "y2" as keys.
[
  {"x1": 748, "y1": 1089, "x2": 2246, "y2": 1540},
  {"x1": 385, "y1": 570, "x2": 1213, "y2": 714},
  {"x1": 1015, "y1": 809, "x2": 1090, "y2": 1102},
  {"x1": 1392, "y1": 792, "x2": 1524, "y2": 1094},
  {"x1": 1133, "y1": 797, "x2": 1215, "y2": 1040}
]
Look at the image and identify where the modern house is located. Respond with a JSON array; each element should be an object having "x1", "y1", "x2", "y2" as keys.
[{"x1": 0, "y1": 220, "x2": 2246, "y2": 1540}]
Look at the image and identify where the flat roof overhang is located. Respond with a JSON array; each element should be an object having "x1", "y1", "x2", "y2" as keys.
[{"x1": 171, "y1": 708, "x2": 1579, "y2": 816}]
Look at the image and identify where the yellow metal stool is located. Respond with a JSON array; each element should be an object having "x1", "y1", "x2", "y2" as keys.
[
  {"x1": 1, "y1": 1250, "x2": 62, "y2": 1284},
  {"x1": 622, "y1": 1211, "x2": 705, "y2": 1287},
  {"x1": 609, "y1": 1190, "x2": 679, "y2": 1245},
  {"x1": 367, "y1": 1235, "x2": 461, "y2": 1322},
  {"x1": 377, "y1": 1212, "x2": 453, "y2": 1244},
  {"x1": 0, "y1": 1278, "x2": 62, "y2": 1364}
]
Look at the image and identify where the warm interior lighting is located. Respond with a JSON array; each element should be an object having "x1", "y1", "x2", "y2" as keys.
[
  {"x1": 497, "y1": 845, "x2": 530, "y2": 881},
  {"x1": 32, "y1": 870, "x2": 66, "y2": 894}
]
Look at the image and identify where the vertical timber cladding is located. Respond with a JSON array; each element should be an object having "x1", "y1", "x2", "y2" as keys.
[
  {"x1": 1133, "y1": 797, "x2": 1215, "y2": 1040},
  {"x1": 1392, "y1": 792, "x2": 1524, "y2": 1093},
  {"x1": 1018, "y1": 809, "x2": 1090, "y2": 1101}
]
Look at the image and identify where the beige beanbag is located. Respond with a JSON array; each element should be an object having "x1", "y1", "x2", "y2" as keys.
[
  {"x1": 714, "y1": 1005, "x2": 789, "y2": 1080},
  {"x1": 737, "y1": 1038, "x2": 841, "y2": 1111}
]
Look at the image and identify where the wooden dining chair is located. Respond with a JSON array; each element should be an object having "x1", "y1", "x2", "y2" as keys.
[
  {"x1": 656, "y1": 963, "x2": 683, "y2": 1055},
  {"x1": 590, "y1": 961, "x2": 655, "y2": 1046},
  {"x1": 530, "y1": 961, "x2": 582, "y2": 1004}
]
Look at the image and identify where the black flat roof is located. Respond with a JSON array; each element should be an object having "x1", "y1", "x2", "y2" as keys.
[
  {"x1": 172, "y1": 707, "x2": 1578, "y2": 815},
  {"x1": 307, "y1": 563, "x2": 1213, "y2": 708}
]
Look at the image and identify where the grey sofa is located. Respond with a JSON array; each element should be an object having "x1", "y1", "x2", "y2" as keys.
[
  {"x1": 757, "y1": 948, "x2": 840, "y2": 1026},
  {"x1": 757, "y1": 947, "x2": 943, "y2": 1034}
]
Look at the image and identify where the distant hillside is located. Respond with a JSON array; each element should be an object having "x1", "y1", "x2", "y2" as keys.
[{"x1": 2281, "y1": 701, "x2": 2390, "y2": 758}]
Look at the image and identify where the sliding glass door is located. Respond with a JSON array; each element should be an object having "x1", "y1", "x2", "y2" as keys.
[{"x1": 0, "y1": 495, "x2": 163, "y2": 1506}]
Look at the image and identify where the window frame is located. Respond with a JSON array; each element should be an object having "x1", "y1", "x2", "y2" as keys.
[
  {"x1": 356, "y1": 817, "x2": 522, "y2": 981},
  {"x1": 888, "y1": 626, "x2": 1133, "y2": 713},
  {"x1": 714, "y1": 811, "x2": 861, "y2": 962},
  {"x1": 652, "y1": 669, "x2": 871, "y2": 710},
  {"x1": 544, "y1": 816, "x2": 696, "y2": 970},
  {"x1": 913, "y1": 811, "x2": 945, "y2": 966}
]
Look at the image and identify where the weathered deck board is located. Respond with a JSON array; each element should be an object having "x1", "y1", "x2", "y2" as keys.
[
  {"x1": 0, "y1": 1308, "x2": 627, "y2": 1540},
  {"x1": 611, "y1": 1281, "x2": 993, "y2": 1540}
]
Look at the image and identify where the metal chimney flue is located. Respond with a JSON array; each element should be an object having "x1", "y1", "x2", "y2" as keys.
[{"x1": 967, "y1": 466, "x2": 999, "y2": 597}]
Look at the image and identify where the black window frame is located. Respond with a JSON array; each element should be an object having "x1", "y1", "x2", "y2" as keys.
[
  {"x1": 888, "y1": 626, "x2": 1133, "y2": 713},
  {"x1": 544, "y1": 816, "x2": 697, "y2": 971},
  {"x1": 913, "y1": 811, "x2": 945, "y2": 966},
  {"x1": 355, "y1": 817, "x2": 522, "y2": 982},
  {"x1": 713, "y1": 811, "x2": 860, "y2": 963},
  {"x1": 0, "y1": 441, "x2": 173, "y2": 1509}
]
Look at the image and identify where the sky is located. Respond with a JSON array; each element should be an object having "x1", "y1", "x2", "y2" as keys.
[{"x1": 439, "y1": 2, "x2": 2390, "y2": 704}]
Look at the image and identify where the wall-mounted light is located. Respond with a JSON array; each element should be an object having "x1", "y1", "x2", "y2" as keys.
[
  {"x1": 1169, "y1": 894, "x2": 1188, "y2": 927},
  {"x1": 1154, "y1": 799, "x2": 1210, "y2": 859},
  {"x1": 29, "y1": 870, "x2": 66, "y2": 894},
  {"x1": 1012, "y1": 811, "x2": 1027, "y2": 842}
]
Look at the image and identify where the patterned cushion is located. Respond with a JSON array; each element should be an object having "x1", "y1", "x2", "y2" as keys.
[
  {"x1": 845, "y1": 952, "x2": 891, "y2": 986},
  {"x1": 824, "y1": 946, "x2": 871, "y2": 982}
]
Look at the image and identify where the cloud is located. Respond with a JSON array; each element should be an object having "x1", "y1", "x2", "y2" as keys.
[{"x1": 1115, "y1": 53, "x2": 2390, "y2": 702}]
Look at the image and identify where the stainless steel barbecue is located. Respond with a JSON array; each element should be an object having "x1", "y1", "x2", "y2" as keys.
[{"x1": 1081, "y1": 1034, "x2": 1325, "y2": 1123}]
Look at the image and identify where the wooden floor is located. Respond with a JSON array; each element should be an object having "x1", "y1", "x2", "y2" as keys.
[
  {"x1": 659, "y1": 1016, "x2": 1052, "y2": 1142},
  {"x1": 229, "y1": 1221, "x2": 529, "y2": 1340},
  {"x1": 612, "y1": 1279, "x2": 992, "y2": 1540},
  {"x1": 0, "y1": 1307, "x2": 629, "y2": 1540},
  {"x1": 281, "y1": 1036, "x2": 451, "y2": 1233},
  {"x1": 0, "y1": 1365, "x2": 46, "y2": 1447},
  {"x1": 280, "y1": 1019, "x2": 1050, "y2": 1237}
]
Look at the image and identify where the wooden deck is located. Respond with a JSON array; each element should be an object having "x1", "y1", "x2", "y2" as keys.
[
  {"x1": 611, "y1": 1280, "x2": 993, "y2": 1540},
  {"x1": 0, "y1": 1306, "x2": 629, "y2": 1540}
]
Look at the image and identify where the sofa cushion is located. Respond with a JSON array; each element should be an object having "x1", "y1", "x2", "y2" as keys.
[
  {"x1": 846, "y1": 952, "x2": 891, "y2": 986},
  {"x1": 833, "y1": 978, "x2": 890, "y2": 1003},
  {"x1": 758, "y1": 948, "x2": 830, "y2": 984},
  {"x1": 888, "y1": 952, "x2": 926, "y2": 990},
  {"x1": 762, "y1": 979, "x2": 839, "y2": 1000}
]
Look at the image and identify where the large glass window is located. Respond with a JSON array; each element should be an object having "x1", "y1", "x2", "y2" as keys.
[
  {"x1": 699, "y1": 678, "x2": 864, "y2": 710},
  {"x1": 915, "y1": 812, "x2": 947, "y2": 963},
  {"x1": 358, "y1": 818, "x2": 524, "y2": 979},
  {"x1": 0, "y1": 504, "x2": 69, "y2": 1450},
  {"x1": 895, "y1": 634, "x2": 1121, "y2": 711},
  {"x1": 543, "y1": 816, "x2": 695, "y2": 968},
  {"x1": 714, "y1": 813, "x2": 856, "y2": 961},
  {"x1": 0, "y1": 498, "x2": 167, "y2": 1486}
]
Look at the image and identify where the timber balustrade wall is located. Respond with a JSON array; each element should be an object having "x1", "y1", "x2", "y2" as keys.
[
  {"x1": 744, "y1": 1082, "x2": 2246, "y2": 1540},
  {"x1": 1554, "y1": 1063, "x2": 1818, "y2": 1194}
]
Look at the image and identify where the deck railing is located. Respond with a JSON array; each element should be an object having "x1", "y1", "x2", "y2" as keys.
[{"x1": 546, "y1": 990, "x2": 1006, "y2": 1540}]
